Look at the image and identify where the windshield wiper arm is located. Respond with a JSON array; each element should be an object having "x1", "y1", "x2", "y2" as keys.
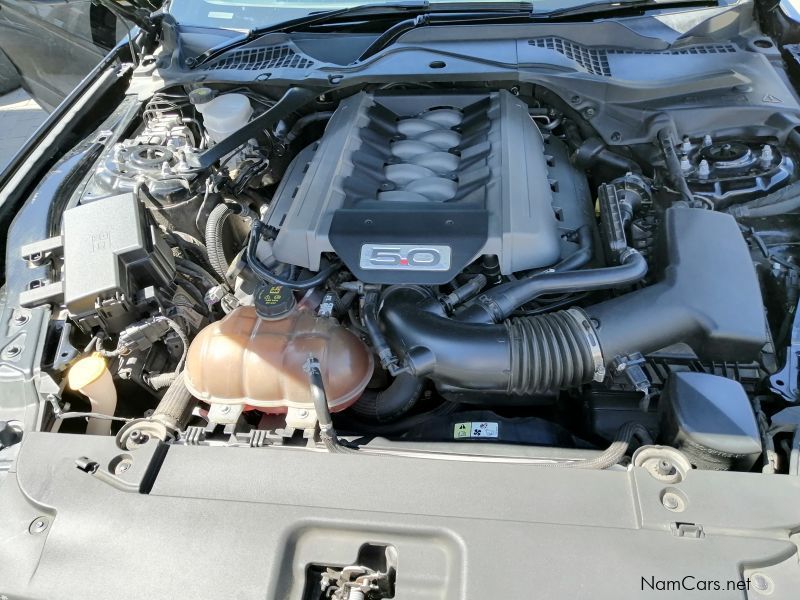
[
  {"x1": 539, "y1": 0, "x2": 717, "y2": 19},
  {"x1": 357, "y1": 8, "x2": 536, "y2": 60},
  {"x1": 189, "y1": 1, "x2": 536, "y2": 68},
  {"x1": 189, "y1": 1, "x2": 434, "y2": 68}
]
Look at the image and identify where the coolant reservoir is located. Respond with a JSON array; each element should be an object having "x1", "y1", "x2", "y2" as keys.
[
  {"x1": 184, "y1": 305, "x2": 373, "y2": 412},
  {"x1": 195, "y1": 93, "x2": 253, "y2": 144}
]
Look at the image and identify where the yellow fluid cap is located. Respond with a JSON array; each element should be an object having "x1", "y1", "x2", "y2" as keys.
[{"x1": 67, "y1": 353, "x2": 107, "y2": 390}]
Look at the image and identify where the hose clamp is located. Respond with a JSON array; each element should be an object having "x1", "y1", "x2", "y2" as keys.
[
  {"x1": 566, "y1": 308, "x2": 606, "y2": 382},
  {"x1": 619, "y1": 247, "x2": 641, "y2": 264}
]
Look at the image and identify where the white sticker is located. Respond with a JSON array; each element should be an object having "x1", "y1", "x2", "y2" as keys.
[
  {"x1": 208, "y1": 11, "x2": 234, "y2": 19},
  {"x1": 453, "y1": 422, "x2": 499, "y2": 439}
]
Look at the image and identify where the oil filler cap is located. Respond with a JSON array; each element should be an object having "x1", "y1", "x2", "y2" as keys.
[{"x1": 254, "y1": 285, "x2": 296, "y2": 320}]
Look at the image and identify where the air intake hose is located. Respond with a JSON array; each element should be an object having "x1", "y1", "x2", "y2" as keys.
[
  {"x1": 381, "y1": 286, "x2": 605, "y2": 395},
  {"x1": 381, "y1": 209, "x2": 767, "y2": 396}
]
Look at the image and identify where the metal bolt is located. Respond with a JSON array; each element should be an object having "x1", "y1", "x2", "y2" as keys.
[
  {"x1": 298, "y1": 409, "x2": 309, "y2": 419},
  {"x1": 698, "y1": 159, "x2": 711, "y2": 179},
  {"x1": 656, "y1": 459, "x2": 675, "y2": 477},
  {"x1": 662, "y1": 494, "x2": 679, "y2": 510},
  {"x1": 661, "y1": 490, "x2": 686, "y2": 512},
  {"x1": 751, "y1": 573, "x2": 773, "y2": 594},
  {"x1": 760, "y1": 145, "x2": 774, "y2": 168},
  {"x1": 702, "y1": 134, "x2": 713, "y2": 147},
  {"x1": 570, "y1": 95, "x2": 581, "y2": 105},
  {"x1": 509, "y1": 86, "x2": 520, "y2": 96},
  {"x1": 219, "y1": 405, "x2": 231, "y2": 414},
  {"x1": 610, "y1": 131, "x2": 621, "y2": 142},
  {"x1": 583, "y1": 107, "x2": 596, "y2": 118},
  {"x1": 29, "y1": 516, "x2": 49, "y2": 534}
]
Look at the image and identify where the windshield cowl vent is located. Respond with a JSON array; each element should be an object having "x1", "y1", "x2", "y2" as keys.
[
  {"x1": 528, "y1": 37, "x2": 739, "y2": 77},
  {"x1": 203, "y1": 44, "x2": 315, "y2": 71}
]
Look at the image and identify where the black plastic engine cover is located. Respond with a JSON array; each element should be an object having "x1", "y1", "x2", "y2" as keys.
[
  {"x1": 328, "y1": 207, "x2": 488, "y2": 285},
  {"x1": 265, "y1": 91, "x2": 563, "y2": 284}
]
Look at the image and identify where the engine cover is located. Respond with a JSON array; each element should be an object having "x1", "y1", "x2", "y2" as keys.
[{"x1": 265, "y1": 91, "x2": 562, "y2": 284}]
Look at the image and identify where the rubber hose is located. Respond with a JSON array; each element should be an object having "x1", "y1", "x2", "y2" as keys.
[
  {"x1": 507, "y1": 311, "x2": 599, "y2": 393},
  {"x1": 552, "y1": 225, "x2": 594, "y2": 272},
  {"x1": 457, "y1": 249, "x2": 647, "y2": 323},
  {"x1": 538, "y1": 422, "x2": 652, "y2": 469},
  {"x1": 520, "y1": 225, "x2": 593, "y2": 278},
  {"x1": 658, "y1": 128, "x2": 693, "y2": 202},
  {"x1": 247, "y1": 221, "x2": 341, "y2": 290},
  {"x1": 307, "y1": 357, "x2": 359, "y2": 454},
  {"x1": 363, "y1": 290, "x2": 401, "y2": 370},
  {"x1": 381, "y1": 287, "x2": 602, "y2": 395},
  {"x1": 333, "y1": 421, "x2": 650, "y2": 469},
  {"x1": 350, "y1": 373, "x2": 425, "y2": 422},
  {"x1": 283, "y1": 111, "x2": 334, "y2": 144},
  {"x1": 205, "y1": 203, "x2": 234, "y2": 281},
  {"x1": 726, "y1": 180, "x2": 800, "y2": 217},
  {"x1": 572, "y1": 137, "x2": 642, "y2": 173}
]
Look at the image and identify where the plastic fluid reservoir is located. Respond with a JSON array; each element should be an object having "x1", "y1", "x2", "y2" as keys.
[
  {"x1": 184, "y1": 305, "x2": 374, "y2": 412},
  {"x1": 67, "y1": 353, "x2": 117, "y2": 435},
  {"x1": 196, "y1": 93, "x2": 253, "y2": 144}
]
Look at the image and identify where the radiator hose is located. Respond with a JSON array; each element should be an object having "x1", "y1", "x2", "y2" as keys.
[{"x1": 350, "y1": 373, "x2": 425, "y2": 422}]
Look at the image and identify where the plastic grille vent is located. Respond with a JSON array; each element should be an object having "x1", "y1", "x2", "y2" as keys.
[
  {"x1": 529, "y1": 38, "x2": 611, "y2": 76},
  {"x1": 204, "y1": 45, "x2": 315, "y2": 71},
  {"x1": 528, "y1": 38, "x2": 739, "y2": 76}
]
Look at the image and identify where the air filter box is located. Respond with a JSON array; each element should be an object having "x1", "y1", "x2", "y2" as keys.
[{"x1": 660, "y1": 372, "x2": 762, "y2": 470}]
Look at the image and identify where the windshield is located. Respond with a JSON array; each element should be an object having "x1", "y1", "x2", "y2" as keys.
[{"x1": 167, "y1": 0, "x2": 663, "y2": 30}]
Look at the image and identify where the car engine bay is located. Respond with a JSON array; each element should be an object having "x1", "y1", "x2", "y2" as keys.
[{"x1": 3, "y1": 13, "x2": 800, "y2": 482}]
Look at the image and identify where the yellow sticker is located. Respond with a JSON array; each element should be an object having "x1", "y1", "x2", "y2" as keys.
[{"x1": 453, "y1": 423, "x2": 470, "y2": 439}]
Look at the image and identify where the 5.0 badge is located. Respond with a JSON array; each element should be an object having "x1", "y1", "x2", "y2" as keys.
[{"x1": 359, "y1": 244, "x2": 452, "y2": 271}]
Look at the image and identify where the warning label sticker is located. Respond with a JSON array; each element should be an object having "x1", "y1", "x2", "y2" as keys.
[{"x1": 453, "y1": 422, "x2": 499, "y2": 439}]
